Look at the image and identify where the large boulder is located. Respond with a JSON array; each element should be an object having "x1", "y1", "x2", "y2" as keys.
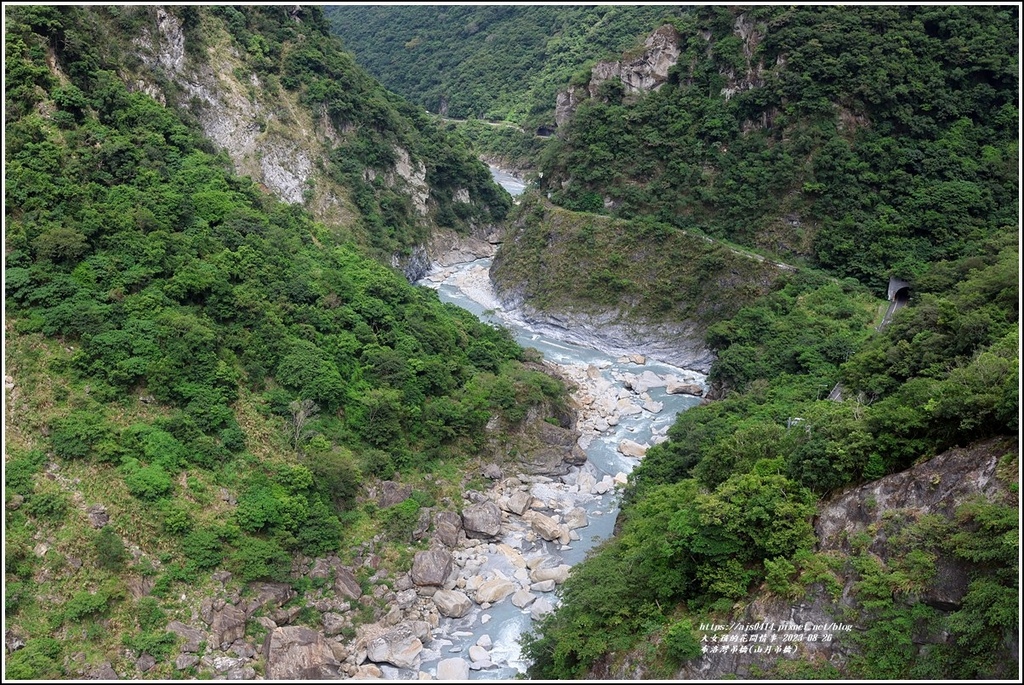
[
  {"x1": 432, "y1": 510, "x2": 463, "y2": 548},
  {"x1": 576, "y1": 471, "x2": 598, "y2": 495},
  {"x1": 666, "y1": 380, "x2": 704, "y2": 396},
  {"x1": 473, "y1": 579, "x2": 516, "y2": 605},
  {"x1": 461, "y1": 501, "x2": 502, "y2": 539},
  {"x1": 503, "y1": 491, "x2": 533, "y2": 516},
  {"x1": 334, "y1": 566, "x2": 362, "y2": 601},
  {"x1": 365, "y1": 624, "x2": 424, "y2": 669},
  {"x1": 410, "y1": 549, "x2": 453, "y2": 587},
  {"x1": 244, "y1": 582, "x2": 295, "y2": 617},
  {"x1": 436, "y1": 657, "x2": 470, "y2": 680},
  {"x1": 377, "y1": 480, "x2": 412, "y2": 508},
  {"x1": 210, "y1": 602, "x2": 247, "y2": 650},
  {"x1": 511, "y1": 589, "x2": 536, "y2": 608},
  {"x1": 433, "y1": 589, "x2": 473, "y2": 618},
  {"x1": 262, "y1": 626, "x2": 341, "y2": 680},
  {"x1": 564, "y1": 507, "x2": 589, "y2": 530},
  {"x1": 618, "y1": 439, "x2": 648, "y2": 458},
  {"x1": 166, "y1": 621, "x2": 205, "y2": 653},
  {"x1": 530, "y1": 565, "x2": 571, "y2": 585},
  {"x1": 527, "y1": 512, "x2": 565, "y2": 542}
]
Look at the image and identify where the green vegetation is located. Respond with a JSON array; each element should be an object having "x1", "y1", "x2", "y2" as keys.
[
  {"x1": 518, "y1": 5, "x2": 1017, "y2": 678},
  {"x1": 440, "y1": 119, "x2": 549, "y2": 176},
  {"x1": 4, "y1": 5, "x2": 563, "y2": 679},
  {"x1": 212, "y1": 5, "x2": 512, "y2": 257},
  {"x1": 539, "y1": 5, "x2": 1018, "y2": 291},
  {"x1": 492, "y1": 194, "x2": 785, "y2": 328},
  {"x1": 3, "y1": 3, "x2": 1018, "y2": 681},
  {"x1": 524, "y1": 236, "x2": 1018, "y2": 679},
  {"x1": 326, "y1": 5, "x2": 688, "y2": 130}
]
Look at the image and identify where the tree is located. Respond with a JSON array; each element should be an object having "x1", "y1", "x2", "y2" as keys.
[{"x1": 289, "y1": 398, "x2": 320, "y2": 451}]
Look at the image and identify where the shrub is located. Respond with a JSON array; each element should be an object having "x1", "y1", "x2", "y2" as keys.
[
  {"x1": 135, "y1": 597, "x2": 168, "y2": 632},
  {"x1": 94, "y1": 527, "x2": 129, "y2": 572},
  {"x1": 123, "y1": 462, "x2": 173, "y2": 501},
  {"x1": 664, "y1": 620, "x2": 702, "y2": 664},
  {"x1": 4, "y1": 449, "x2": 46, "y2": 495},
  {"x1": 230, "y1": 536, "x2": 291, "y2": 582},
  {"x1": 25, "y1": 491, "x2": 68, "y2": 521},
  {"x1": 381, "y1": 497, "x2": 421, "y2": 542},
  {"x1": 3, "y1": 637, "x2": 63, "y2": 680},
  {"x1": 122, "y1": 630, "x2": 177, "y2": 661},
  {"x1": 62, "y1": 589, "x2": 111, "y2": 623},
  {"x1": 182, "y1": 528, "x2": 225, "y2": 571}
]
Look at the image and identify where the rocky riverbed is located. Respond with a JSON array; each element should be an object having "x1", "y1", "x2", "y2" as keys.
[{"x1": 77, "y1": 169, "x2": 710, "y2": 681}]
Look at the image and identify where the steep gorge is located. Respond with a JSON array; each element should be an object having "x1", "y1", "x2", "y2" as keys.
[{"x1": 4, "y1": 4, "x2": 1018, "y2": 682}]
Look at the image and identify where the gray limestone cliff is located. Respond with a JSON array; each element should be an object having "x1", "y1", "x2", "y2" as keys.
[{"x1": 118, "y1": 7, "x2": 499, "y2": 274}]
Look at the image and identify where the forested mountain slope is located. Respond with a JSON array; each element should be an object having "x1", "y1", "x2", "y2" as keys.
[
  {"x1": 4, "y1": 6, "x2": 565, "y2": 679},
  {"x1": 540, "y1": 5, "x2": 1018, "y2": 292},
  {"x1": 9, "y1": 5, "x2": 510, "y2": 271},
  {"x1": 326, "y1": 5, "x2": 688, "y2": 132},
  {"x1": 4, "y1": 3, "x2": 1019, "y2": 682},
  {"x1": 516, "y1": 5, "x2": 1019, "y2": 680}
]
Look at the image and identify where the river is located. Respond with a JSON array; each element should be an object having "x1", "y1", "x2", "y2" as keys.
[{"x1": 404, "y1": 168, "x2": 704, "y2": 680}]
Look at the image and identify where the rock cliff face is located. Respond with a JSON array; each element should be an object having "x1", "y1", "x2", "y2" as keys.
[
  {"x1": 555, "y1": 24, "x2": 681, "y2": 128},
  {"x1": 591, "y1": 24, "x2": 681, "y2": 97},
  {"x1": 119, "y1": 7, "x2": 501, "y2": 272},
  {"x1": 495, "y1": 294, "x2": 717, "y2": 374},
  {"x1": 129, "y1": 8, "x2": 359, "y2": 229},
  {"x1": 555, "y1": 14, "x2": 782, "y2": 133},
  {"x1": 490, "y1": 197, "x2": 783, "y2": 374},
  {"x1": 591, "y1": 436, "x2": 1019, "y2": 679}
]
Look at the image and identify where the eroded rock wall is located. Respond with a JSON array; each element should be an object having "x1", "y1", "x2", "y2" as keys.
[{"x1": 592, "y1": 436, "x2": 1018, "y2": 679}]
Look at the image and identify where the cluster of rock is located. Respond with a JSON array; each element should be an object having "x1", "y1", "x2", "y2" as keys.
[
  {"x1": 554, "y1": 356, "x2": 707, "y2": 456},
  {"x1": 95, "y1": 452, "x2": 624, "y2": 681},
  {"x1": 344, "y1": 460, "x2": 627, "y2": 678}
]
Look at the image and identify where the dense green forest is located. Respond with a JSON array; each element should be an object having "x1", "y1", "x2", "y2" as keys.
[
  {"x1": 491, "y1": 192, "x2": 787, "y2": 329},
  {"x1": 23, "y1": 4, "x2": 511, "y2": 261},
  {"x1": 512, "y1": 5, "x2": 1019, "y2": 680},
  {"x1": 540, "y1": 5, "x2": 1018, "y2": 292},
  {"x1": 3, "y1": 3, "x2": 1019, "y2": 682},
  {"x1": 523, "y1": 233, "x2": 1018, "y2": 679},
  {"x1": 326, "y1": 5, "x2": 688, "y2": 130},
  {"x1": 4, "y1": 6, "x2": 563, "y2": 679}
]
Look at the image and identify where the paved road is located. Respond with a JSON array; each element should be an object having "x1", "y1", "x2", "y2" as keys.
[
  {"x1": 877, "y1": 289, "x2": 909, "y2": 330},
  {"x1": 831, "y1": 288, "x2": 910, "y2": 401}
]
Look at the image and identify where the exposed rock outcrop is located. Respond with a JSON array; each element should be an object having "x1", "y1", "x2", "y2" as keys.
[
  {"x1": 364, "y1": 623, "x2": 427, "y2": 670},
  {"x1": 461, "y1": 501, "x2": 503, "y2": 539},
  {"x1": 204, "y1": 600, "x2": 247, "y2": 651},
  {"x1": 592, "y1": 437, "x2": 1018, "y2": 679},
  {"x1": 262, "y1": 626, "x2": 341, "y2": 680},
  {"x1": 410, "y1": 549, "x2": 454, "y2": 587},
  {"x1": 592, "y1": 24, "x2": 681, "y2": 96},
  {"x1": 556, "y1": 24, "x2": 681, "y2": 128}
]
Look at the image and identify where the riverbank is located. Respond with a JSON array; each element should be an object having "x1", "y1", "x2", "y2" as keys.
[{"x1": 398, "y1": 244, "x2": 706, "y2": 677}]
